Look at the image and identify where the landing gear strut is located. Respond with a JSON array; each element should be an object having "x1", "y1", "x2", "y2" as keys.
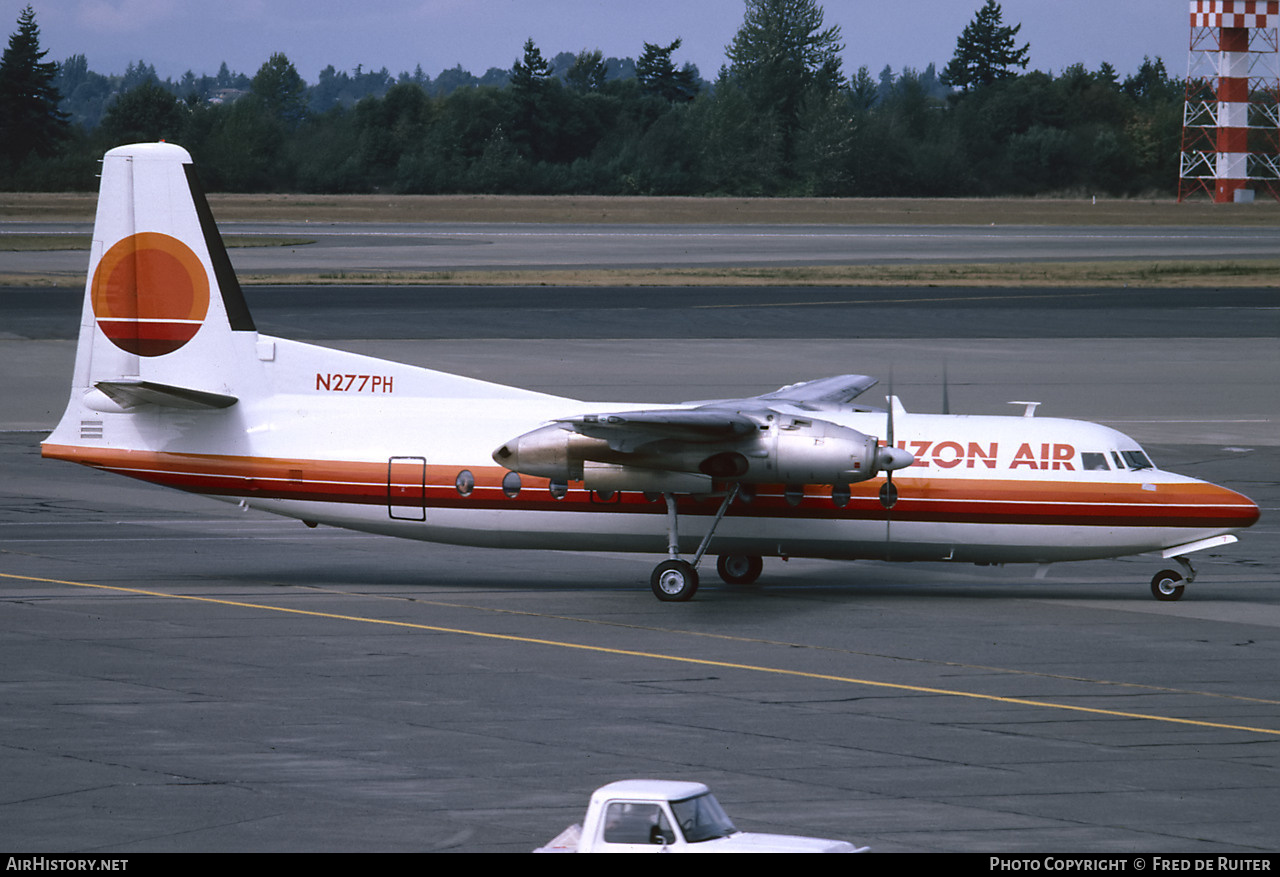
[{"x1": 649, "y1": 486, "x2": 740, "y2": 602}]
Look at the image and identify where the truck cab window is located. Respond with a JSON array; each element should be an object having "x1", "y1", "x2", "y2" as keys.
[{"x1": 602, "y1": 803, "x2": 673, "y2": 845}]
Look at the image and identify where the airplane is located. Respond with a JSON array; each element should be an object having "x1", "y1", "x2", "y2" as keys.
[{"x1": 42, "y1": 143, "x2": 1261, "y2": 603}]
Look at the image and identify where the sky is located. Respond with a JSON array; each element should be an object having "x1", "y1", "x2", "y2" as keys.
[{"x1": 9, "y1": 1, "x2": 1193, "y2": 85}]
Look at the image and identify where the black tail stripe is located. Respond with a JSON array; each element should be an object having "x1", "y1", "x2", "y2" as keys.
[{"x1": 183, "y1": 163, "x2": 256, "y2": 332}]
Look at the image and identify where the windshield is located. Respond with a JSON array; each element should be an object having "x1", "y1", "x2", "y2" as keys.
[
  {"x1": 1121, "y1": 450, "x2": 1154, "y2": 471},
  {"x1": 670, "y1": 793, "x2": 737, "y2": 842}
]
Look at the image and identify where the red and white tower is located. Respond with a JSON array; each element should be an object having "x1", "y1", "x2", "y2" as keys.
[{"x1": 1179, "y1": 1, "x2": 1280, "y2": 202}]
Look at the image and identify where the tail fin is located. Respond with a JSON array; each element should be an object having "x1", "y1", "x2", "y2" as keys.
[
  {"x1": 55, "y1": 142, "x2": 260, "y2": 418},
  {"x1": 44, "y1": 141, "x2": 564, "y2": 463}
]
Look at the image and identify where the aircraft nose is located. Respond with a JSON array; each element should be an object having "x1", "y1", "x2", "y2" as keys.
[{"x1": 1210, "y1": 482, "x2": 1261, "y2": 530}]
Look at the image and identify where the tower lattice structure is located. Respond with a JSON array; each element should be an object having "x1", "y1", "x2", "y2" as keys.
[{"x1": 1179, "y1": 1, "x2": 1280, "y2": 201}]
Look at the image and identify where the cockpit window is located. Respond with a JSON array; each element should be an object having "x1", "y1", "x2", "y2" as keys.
[
  {"x1": 1081, "y1": 453, "x2": 1109, "y2": 471},
  {"x1": 1121, "y1": 450, "x2": 1154, "y2": 470}
]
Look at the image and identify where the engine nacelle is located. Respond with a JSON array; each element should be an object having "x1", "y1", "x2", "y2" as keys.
[
  {"x1": 494, "y1": 417, "x2": 901, "y2": 489},
  {"x1": 751, "y1": 417, "x2": 882, "y2": 484}
]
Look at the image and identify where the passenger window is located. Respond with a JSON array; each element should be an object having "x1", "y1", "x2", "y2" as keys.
[
  {"x1": 1081, "y1": 453, "x2": 1109, "y2": 471},
  {"x1": 455, "y1": 469, "x2": 474, "y2": 496},
  {"x1": 502, "y1": 471, "x2": 521, "y2": 498}
]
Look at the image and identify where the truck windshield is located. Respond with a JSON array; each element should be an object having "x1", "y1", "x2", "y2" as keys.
[{"x1": 671, "y1": 793, "x2": 737, "y2": 842}]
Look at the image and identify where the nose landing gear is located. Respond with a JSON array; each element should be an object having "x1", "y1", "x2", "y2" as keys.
[{"x1": 1151, "y1": 557, "x2": 1195, "y2": 602}]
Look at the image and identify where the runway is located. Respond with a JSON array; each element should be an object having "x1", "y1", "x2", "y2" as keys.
[
  {"x1": 6, "y1": 220, "x2": 1280, "y2": 275},
  {"x1": 2, "y1": 231, "x2": 1279, "y2": 851}
]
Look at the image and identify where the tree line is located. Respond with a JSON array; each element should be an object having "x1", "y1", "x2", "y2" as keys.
[{"x1": 0, "y1": 1, "x2": 1185, "y2": 197}]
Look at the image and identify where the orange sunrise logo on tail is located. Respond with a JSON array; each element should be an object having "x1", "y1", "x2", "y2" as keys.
[{"x1": 91, "y1": 232, "x2": 210, "y2": 356}]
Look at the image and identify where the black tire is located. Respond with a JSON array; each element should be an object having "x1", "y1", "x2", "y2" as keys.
[
  {"x1": 716, "y1": 554, "x2": 764, "y2": 585},
  {"x1": 651, "y1": 559, "x2": 699, "y2": 602},
  {"x1": 1151, "y1": 569, "x2": 1185, "y2": 602}
]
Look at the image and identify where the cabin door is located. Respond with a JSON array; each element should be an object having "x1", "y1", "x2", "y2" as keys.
[{"x1": 387, "y1": 456, "x2": 426, "y2": 521}]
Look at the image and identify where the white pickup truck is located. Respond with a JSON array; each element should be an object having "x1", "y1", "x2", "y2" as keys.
[{"x1": 534, "y1": 779, "x2": 868, "y2": 853}]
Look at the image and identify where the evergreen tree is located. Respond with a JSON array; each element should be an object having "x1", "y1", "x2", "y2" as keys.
[
  {"x1": 636, "y1": 39, "x2": 698, "y2": 102},
  {"x1": 509, "y1": 39, "x2": 558, "y2": 163},
  {"x1": 0, "y1": 5, "x2": 68, "y2": 166},
  {"x1": 1123, "y1": 56, "x2": 1179, "y2": 103},
  {"x1": 724, "y1": 0, "x2": 843, "y2": 166},
  {"x1": 942, "y1": 0, "x2": 1030, "y2": 93},
  {"x1": 100, "y1": 81, "x2": 184, "y2": 145},
  {"x1": 566, "y1": 49, "x2": 607, "y2": 93},
  {"x1": 251, "y1": 52, "x2": 306, "y2": 125},
  {"x1": 433, "y1": 64, "x2": 480, "y2": 96},
  {"x1": 510, "y1": 38, "x2": 552, "y2": 96},
  {"x1": 726, "y1": 0, "x2": 844, "y2": 97}
]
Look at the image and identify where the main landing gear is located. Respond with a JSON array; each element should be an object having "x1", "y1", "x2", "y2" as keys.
[
  {"x1": 650, "y1": 486, "x2": 760, "y2": 602},
  {"x1": 1150, "y1": 557, "x2": 1196, "y2": 602},
  {"x1": 716, "y1": 553, "x2": 764, "y2": 586}
]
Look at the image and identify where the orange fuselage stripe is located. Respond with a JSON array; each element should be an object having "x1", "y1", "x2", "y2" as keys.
[{"x1": 41, "y1": 443, "x2": 1261, "y2": 528}]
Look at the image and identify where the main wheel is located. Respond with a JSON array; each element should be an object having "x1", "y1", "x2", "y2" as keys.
[
  {"x1": 651, "y1": 560, "x2": 699, "y2": 602},
  {"x1": 1151, "y1": 569, "x2": 1185, "y2": 602},
  {"x1": 716, "y1": 554, "x2": 764, "y2": 585}
]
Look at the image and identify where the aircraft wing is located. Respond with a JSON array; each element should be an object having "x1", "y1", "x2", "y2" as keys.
[
  {"x1": 755, "y1": 374, "x2": 879, "y2": 409},
  {"x1": 683, "y1": 374, "x2": 879, "y2": 412},
  {"x1": 557, "y1": 409, "x2": 759, "y2": 453},
  {"x1": 556, "y1": 375, "x2": 878, "y2": 452}
]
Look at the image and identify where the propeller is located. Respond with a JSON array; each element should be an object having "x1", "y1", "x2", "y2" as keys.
[
  {"x1": 876, "y1": 385, "x2": 916, "y2": 564},
  {"x1": 941, "y1": 357, "x2": 950, "y2": 416},
  {"x1": 876, "y1": 394, "x2": 914, "y2": 509}
]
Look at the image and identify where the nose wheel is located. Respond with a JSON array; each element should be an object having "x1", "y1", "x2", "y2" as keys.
[
  {"x1": 1150, "y1": 557, "x2": 1195, "y2": 602},
  {"x1": 1151, "y1": 569, "x2": 1185, "y2": 601}
]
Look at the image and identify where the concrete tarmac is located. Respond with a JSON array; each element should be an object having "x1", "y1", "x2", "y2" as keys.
[
  {"x1": 2, "y1": 251, "x2": 1278, "y2": 851},
  {"x1": 2, "y1": 428, "x2": 1278, "y2": 853}
]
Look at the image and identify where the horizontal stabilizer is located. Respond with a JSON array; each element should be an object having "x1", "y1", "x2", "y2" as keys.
[{"x1": 94, "y1": 379, "x2": 238, "y2": 410}]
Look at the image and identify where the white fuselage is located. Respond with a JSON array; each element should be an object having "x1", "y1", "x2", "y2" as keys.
[{"x1": 44, "y1": 334, "x2": 1260, "y2": 568}]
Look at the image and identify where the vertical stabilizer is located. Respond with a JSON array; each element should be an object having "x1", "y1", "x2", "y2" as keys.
[{"x1": 70, "y1": 142, "x2": 255, "y2": 401}]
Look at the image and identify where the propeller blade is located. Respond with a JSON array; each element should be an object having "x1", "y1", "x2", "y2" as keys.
[
  {"x1": 942, "y1": 358, "x2": 950, "y2": 415},
  {"x1": 879, "y1": 480, "x2": 899, "y2": 509},
  {"x1": 879, "y1": 392, "x2": 913, "y2": 510},
  {"x1": 880, "y1": 379, "x2": 912, "y2": 558}
]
